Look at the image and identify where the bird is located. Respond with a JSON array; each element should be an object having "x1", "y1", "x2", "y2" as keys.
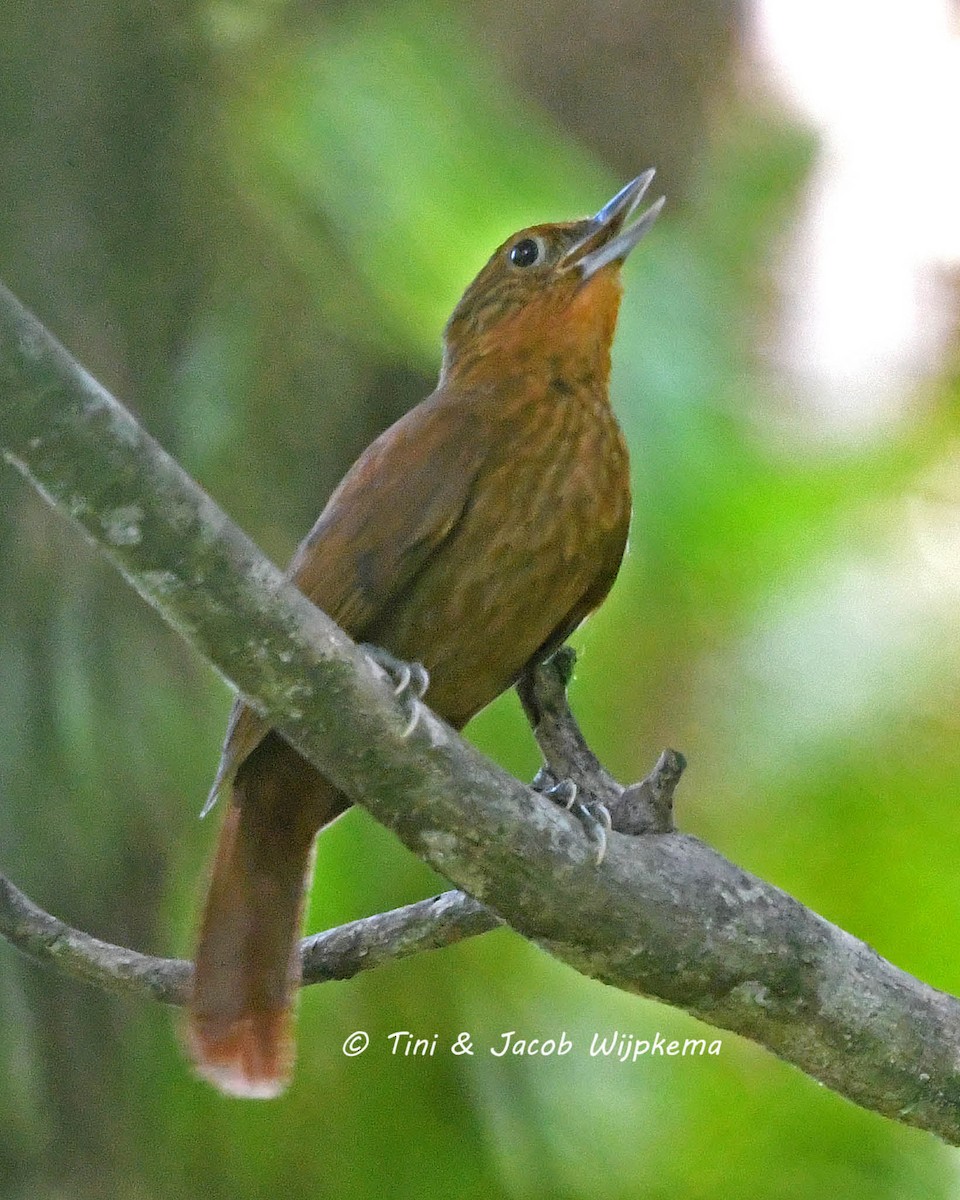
[{"x1": 186, "y1": 172, "x2": 665, "y2": 1098}]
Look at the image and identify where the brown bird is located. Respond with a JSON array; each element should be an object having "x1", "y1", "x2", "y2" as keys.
[{"x1": 186, "y1": 173, "x2": 664, "y2": 1097}]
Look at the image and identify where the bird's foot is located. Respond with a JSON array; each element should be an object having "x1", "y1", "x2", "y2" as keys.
[
  {"x1": 359, "y1": 643, "x2": 430, "y2": 737},
  {"x1": 541, "y1": 778, "x2": 611, "y2": 866}
]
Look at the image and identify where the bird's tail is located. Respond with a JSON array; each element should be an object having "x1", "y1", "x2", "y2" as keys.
[{"x1": 185, "y1": 737, "x2": 347, "y2": 1098}]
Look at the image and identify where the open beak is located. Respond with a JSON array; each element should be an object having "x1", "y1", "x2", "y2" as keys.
[{"x1": 561, "y1": 170, "x2": 665, "y2": 279}]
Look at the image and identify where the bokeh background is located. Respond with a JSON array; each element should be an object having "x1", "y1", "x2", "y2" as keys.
[{"x1": 2, "y1": 0, "x2": 960, "y2": 1196}]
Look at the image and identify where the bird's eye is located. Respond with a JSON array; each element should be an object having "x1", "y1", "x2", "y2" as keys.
[{"x1": 509, "y1": 237, "x2": 542, "y2": 268}]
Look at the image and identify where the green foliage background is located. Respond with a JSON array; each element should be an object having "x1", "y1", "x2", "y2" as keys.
[{"x1": 1, "y1": 1, "x2": 959, "y2": 1195}]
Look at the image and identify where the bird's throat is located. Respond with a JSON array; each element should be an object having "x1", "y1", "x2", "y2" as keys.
[{"x1": 444, "y1": 267, "x2": 623, "y2": 395}]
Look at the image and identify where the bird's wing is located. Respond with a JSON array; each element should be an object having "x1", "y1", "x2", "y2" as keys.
[
  {"x1": 204, "y1": 390, "x2": 483, "y2": 809},
  {"x1": 287, "y1": 391, "x2": 482, "y2": 631}
]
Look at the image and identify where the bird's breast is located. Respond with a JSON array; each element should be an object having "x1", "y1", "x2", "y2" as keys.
[{"x1": 365, "y1": 384, "x2": 631, "y2": 727}]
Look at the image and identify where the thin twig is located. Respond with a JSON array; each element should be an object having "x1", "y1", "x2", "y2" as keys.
[{"x1": 0, "y1": 871, "x2": 496, "y2": 1005}]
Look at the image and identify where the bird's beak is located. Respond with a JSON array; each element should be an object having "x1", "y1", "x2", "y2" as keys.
[{"x1": 561, "y1": 170, "x2": 665, "y2": 279}]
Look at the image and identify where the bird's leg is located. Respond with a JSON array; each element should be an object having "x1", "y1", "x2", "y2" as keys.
[{"x1": 359, "y1": 644, "x2": 430, "y2": 737}]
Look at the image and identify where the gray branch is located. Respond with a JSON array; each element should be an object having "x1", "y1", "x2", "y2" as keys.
[
  {"x1": 0, "y1": 872, "x2": 495, "y2": 1004},
  {"x1": 2, "y1": 280, "x2": 960, "y2": 1142}
]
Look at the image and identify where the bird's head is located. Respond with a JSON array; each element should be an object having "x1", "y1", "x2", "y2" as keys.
[{"x1": 441, "y1": 171, "x2": 664, "y2": 385}]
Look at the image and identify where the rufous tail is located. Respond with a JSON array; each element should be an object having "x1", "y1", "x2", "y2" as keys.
[{"x1": 186, "y1": 734, "x2": 347, "y2": 1098}]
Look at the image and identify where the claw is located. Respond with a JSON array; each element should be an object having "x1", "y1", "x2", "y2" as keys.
[
  {"x1": 406, "y1": 662, "x2": 430, "y2": 701},
  {"x1": 390, "y1": 661, "x2": 412, "y2": 696},
  {"x1": 544, "y1": 779, "x2": 578, "y2": 810},
  {"x1": 574, "y1": 799, "x2": 610, "y2": 866},
  {"x1": 360, "y1": 643, "x2": 429, "y2": 697},
  {"x1": 399, "y1": 703, "x2": 421, "y2": 739},
  {"x1": 541, "y1": 778, "x2": 609, "y2": 865},
  {"x1": 359, "y1": 643, "x2": 429, "y2": 738}
]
